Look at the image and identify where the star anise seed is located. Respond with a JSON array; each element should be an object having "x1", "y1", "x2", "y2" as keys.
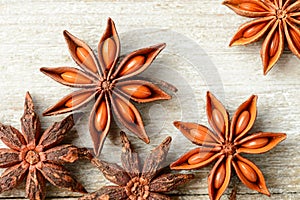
[
  {"x1": 40, "y1": 18, "x2": 175, "y2": 156},
  {"x1": 79, "y1": 131, "x2": 194, "y2": 200},
  {"x1": 0, "y1": 92, "x2": 92, "y2": 200},
  {"x1": 223, "y1": 0, "x2": 300, "y2": 75},
  {"x1": 170, "y1": 91, "x2": 286, "y2": 200}
]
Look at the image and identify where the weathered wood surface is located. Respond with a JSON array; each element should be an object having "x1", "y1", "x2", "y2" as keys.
[{"x1": 0, "y1": 0, "x2": 299, "y2": 199}]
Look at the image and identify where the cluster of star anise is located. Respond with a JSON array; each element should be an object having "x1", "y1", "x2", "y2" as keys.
[
  {"x1": 0, "y1": 19, "x2": 191, "y2": 200},
  {"x1": 0, "y1": 17, "x2": 288, "y2": 200},
  {"x1": 0, "y1": 93, "x2": 194, "y2": 200}
]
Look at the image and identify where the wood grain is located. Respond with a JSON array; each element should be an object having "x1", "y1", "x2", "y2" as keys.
[{"x1": 0, "y1": 0, "x2": 299, "y2": 199}]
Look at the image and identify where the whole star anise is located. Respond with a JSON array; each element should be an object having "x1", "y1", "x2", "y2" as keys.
[
  {"x1": 0, "y1": 92, "x2": 92, "y2": 200},
  {"x1": 79, "y1": 132, "x2": 194, "y2": 200},
  {"x1": 223, "y1": 0, "x2": 300, "y2": 75},
  {"x1": 40, "y1": 18, "x2": 174, "y2": 156},
  {"x1": 170, "y1": 92, "x2": 286, "y2": 200}
]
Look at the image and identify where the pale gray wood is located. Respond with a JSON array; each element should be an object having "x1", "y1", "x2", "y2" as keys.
[{"x1": 0, "y1": 0, "x2": 299, "y2": 199}]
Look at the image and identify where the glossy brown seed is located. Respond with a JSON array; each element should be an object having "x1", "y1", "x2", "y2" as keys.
[
  {"x1": 289, "y1": 28, "x2": 300, "y2": 50},
  {"x1": 76, "y1": 47, "x2": 97, "y2": 73},
  {"x1": 102, "y1": 38, "x2": 117, "y2": 69},
  {"x1": 121, "y1": 84, "x2": 152, "y2": 99},
  {"x1": 243, "y1": 23, "x2": 267, "y2": 38},
  {"x1": 61, "y1": 72, "x2": 92, "y2": 84},
  {"x1": 214, "y1": 162, "x2": 226, "y2": 189},
  {"x1": 237, "y1": 161, "x2": 257, "y2": 182},
  {"x1": 269, "y1": 31, "x2": 279, "y2": 57},
  {"x1": 241, "y1": 138, "x2": 269, "y2": 149},
  {"x1": 189, "y1": 128, "x2": 216, "y2": 143},
  {"x1": 235, "y1": 111, "x2": 250, "y2": 135},
  {"x1": 212, "y1": 108, "x2": 225, "y2": 134},
  {"x1": 115, "y1": 98, "x2": 135, "y2": 124},
  {"x1": 65, "y1": 92, "x2": 93, "y2": 108},
  {"x1": 119, "y1": 55, "x2": 145, "y2": 76},
  {"x1": 239, "y1": 3, "x2": 265, "y2": 12},
  {"x1": 94, "y1": 101, "x2": 108, "y2": 131},
  {"x1": 188, "y1": 152, "x2": 215, "y2": 165}
]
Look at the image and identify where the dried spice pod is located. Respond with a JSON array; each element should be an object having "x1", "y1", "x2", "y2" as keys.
[
  {"x1": 40, "y1": 18, "x2": 176, "y2": 156},
  {"x1": 171, "y1": 91, "x2": 286, "y2": 200},
  {"x1": 223, "y1": 0, "x2": 300, "y2": 75},
  {"x1": 0, "y1": 92, "x2": 93, "y2": 200},
  {"x1": 79, "y1": 131, "x2": 194, "y2": 200}
]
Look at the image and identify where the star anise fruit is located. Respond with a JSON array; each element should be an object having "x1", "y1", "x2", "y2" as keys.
[
  {"x1": 40, "y1": 18, "x2": 173, "y2": 156},
  {"x1": 170, "y1": 91, "x2": 286, "y2": 200},
  {"x1": 223, "y1": 0, "x2": 300, "y2": 75},
  {"x1": 0, "y1": 92, "x2": 92, "y2": 200},
  {"x1": 79, "y1": 131, "x2": 194, "y2": 200}
]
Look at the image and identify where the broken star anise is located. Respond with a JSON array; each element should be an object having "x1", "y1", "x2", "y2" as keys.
[
  {"x1": 0, "y1": 92, "x2": 91, "y2": 200},
  {"x1": 40, "y1": 18, "x2": 173, "y2": 156},
  {"x1": 79, "y1": 131, "x2": 194, "y2": 200},
  {"x1": 223, "y1": 0, "x2": 300, "y2": 75},
  {"x1": 170, "y1": 91, "x2": 286, "y2": 200}
]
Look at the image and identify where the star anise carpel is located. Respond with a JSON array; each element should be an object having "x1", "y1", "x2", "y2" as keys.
[
  {"x1": 223, "y1": 0, "x2": 300, "y2": 75},
  {"x1": 40, "y1": 18, "x2": 175, "y2": 156},
  {"x1": 0, "y1": 92, "x2": 92, "y2": 200},
  {"x1": 170, "y1": 91, "x2": 286, "y2": 200},
  {"x1": 79, "y1": 131, "x2": 194, "y2": 200}
]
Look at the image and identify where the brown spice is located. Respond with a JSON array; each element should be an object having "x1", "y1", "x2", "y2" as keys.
[
  {"x1": 0, "y1": 92, "x2": 92, "y2": 200},
  {"x1": 79, "y1": 132, "x2": 194, "y2": 200},
  {"x1": 223, "y1": 0, "x2": 300, "y2": 75},
  {"x1": 40, "y1": 18, "x2": 176, "y2": 156},
  {"x1": 170, "y1": 91, "x2": 286, "y2": 200}
]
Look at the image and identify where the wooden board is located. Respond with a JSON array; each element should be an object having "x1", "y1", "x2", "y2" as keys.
[{"x1": 0, "y1": 0, "x2": 299, "y2": 199}]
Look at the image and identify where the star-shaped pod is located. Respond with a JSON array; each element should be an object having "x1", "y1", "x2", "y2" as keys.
[
  {"x1": 79, "y1": 132, "x2": 194, "y2": 200},
  {"x1": 223, "y1": 0, "x2": 300, "y2": 74},
  {"x1": 170, "y1": 92, "x2": 286, "y2": 200},
  {"x1": 0, "y1": 92, "x2": 92, "y2": 200},
  {"x1": 40, "y1": 18, "x2": 173, "y2": 156}
]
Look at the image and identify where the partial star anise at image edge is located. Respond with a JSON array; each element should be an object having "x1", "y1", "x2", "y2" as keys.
[
  {"x1": 170, "y1": 92, "x2": 286, "y2": 200},
  {"x1": 79, "y1": 131, "x2": 194, "y2": 200},
  {"x1": 40, "y1": 18, "x2": 175, "y2": 156},
  {"x1": 0, "y1": 92, "x2": 92, "y2": 200},
  {"x1": 223, "y1": 0, "x2": 300, "y2": 75}
]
